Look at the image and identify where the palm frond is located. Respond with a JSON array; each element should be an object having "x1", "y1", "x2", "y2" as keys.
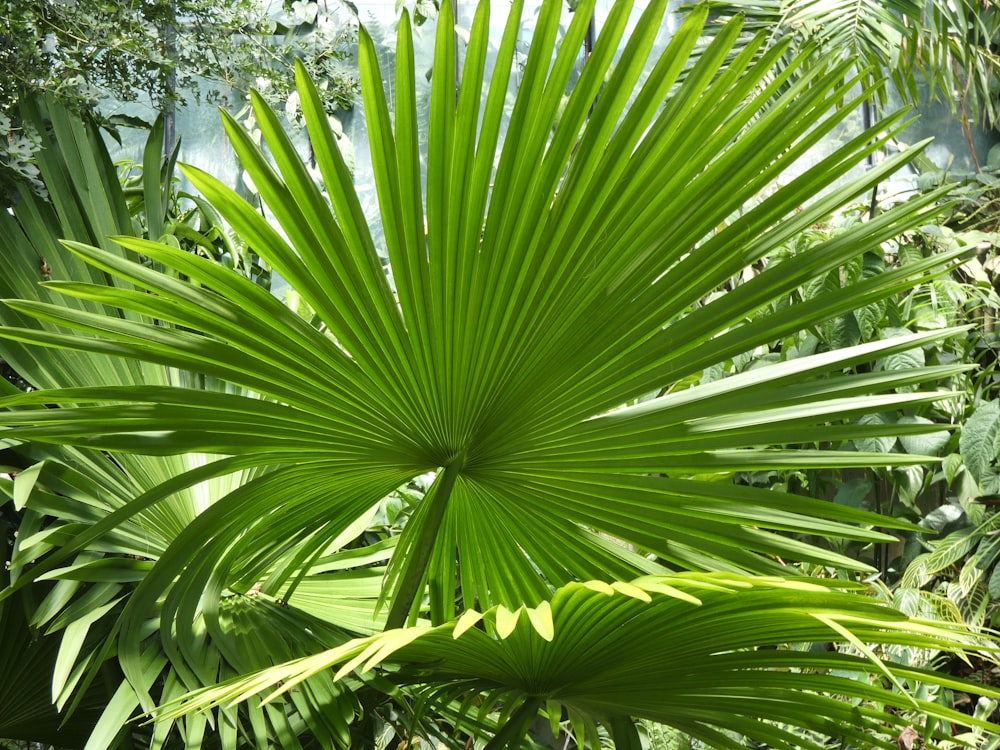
[
  {"x1": 0, "y1": 97, "x2": 380, "y2": 749},
  {"x1": 155, "y1": 573, "x2": 1000, "y2": 750},
  {"x1": 0, "y1": 1, "x2": 965, "y2": 622}
]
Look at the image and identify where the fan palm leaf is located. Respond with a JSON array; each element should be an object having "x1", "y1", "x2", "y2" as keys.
[
  {"x1": 156, "y1": 573, "x2": 1000, "y2": 750},
  {"x1": 0, "y1": 0, "x2": 963, "y2": 616}
]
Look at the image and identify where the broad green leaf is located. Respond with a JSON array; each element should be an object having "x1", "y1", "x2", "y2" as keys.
[
  {"x1": 833, "y1": 478, "x2": 873, "y2": 510},
  {"x1": 898, "y1": 415, "x2": 952, "y2": 456},
  {"x1": 961, "y1": 401, "x2": 1000, "y2": 492},
  {"x1": 988, "y1": 564, "x2": 1000, "y2": 600},
  {"x1": 853, "y1": 413, "x2": 897, "y2": 454}
]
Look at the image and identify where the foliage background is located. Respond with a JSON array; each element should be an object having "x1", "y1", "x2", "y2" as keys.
[
  {"x1": 6, "y1": 1, "x2": 1000, "y2": 749},
  {"x1": 0, "y1": 0, "x2": 358, "y2": 204}
]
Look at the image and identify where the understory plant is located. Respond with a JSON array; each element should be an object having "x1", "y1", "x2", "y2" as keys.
[{"x1": 4, "y1": 0, "x2": 1000, "y2": 748}]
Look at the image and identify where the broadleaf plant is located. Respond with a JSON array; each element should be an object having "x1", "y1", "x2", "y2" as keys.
[{"x1": 2, "y1": 1, "x2": 999, "y2": 748}]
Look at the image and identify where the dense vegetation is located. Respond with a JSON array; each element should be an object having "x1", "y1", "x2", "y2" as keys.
[
  {"x1": 5, "y1": 1, "x2": 1000, "y2": 749},
  {"x1": 0, "y1": 0, "x2": 358, "y2": 204}
]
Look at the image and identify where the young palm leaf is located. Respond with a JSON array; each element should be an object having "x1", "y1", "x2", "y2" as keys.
[{"x1": 156, "y1": 573, "x2": 1000, "y2": 750}]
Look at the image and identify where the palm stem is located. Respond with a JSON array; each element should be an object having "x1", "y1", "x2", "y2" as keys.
[
  {"x1": 483, "y1": 698, "x2": 542, "y2": 750},
  {"x1": 384, "y1": 452, "x2": 466, "y2": 629},
  {"x1": 610, "y1": 715, "x2": 641, "y2": 750}
]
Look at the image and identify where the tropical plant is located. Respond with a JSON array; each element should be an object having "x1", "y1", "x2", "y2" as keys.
[
  {"x1": 0, "y1": 94, "x2": 256, "y2": 749},
  {"x1": 4, "y1": 0, "x2": 1000, "y2": 748},
  {"x1": 890, "y1": 398, "x2": 1000, "y2": 632},
  {"x1": 0, "y1": 485, "x2": 107, "y2": 747},
  {"x1": 0, "y1": 93, "x2": 370, "y2": 750},
  {"x1": 722, "y1": 211, "x2": 1000, "y2": 563},
  {"x1": 701, "y1": 0, "x2": 1000, "y2": 167},
  {"x1": 736, "y1": 213, "x2": 1000, "y2": 597},
  {"x1": 0, "y1": 95, "x2": 282, "y2": 748},
  {"x1": 116, "y1": 113, "x2": 272, "y2": 290}
]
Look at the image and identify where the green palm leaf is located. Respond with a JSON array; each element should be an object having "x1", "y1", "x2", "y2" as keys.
[
  {"x1": 0, "y1": 533, "x2": 107, "y2": 748},
  {"x1": 0, "y1": 0, "x2": 964, "y2": 619},
  {"x1": 155, "y1": 573, "x2": 1000, "y2": 750},
  {"x1": 0, "y1": 99, "x2": 375, "y2": 749}
]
